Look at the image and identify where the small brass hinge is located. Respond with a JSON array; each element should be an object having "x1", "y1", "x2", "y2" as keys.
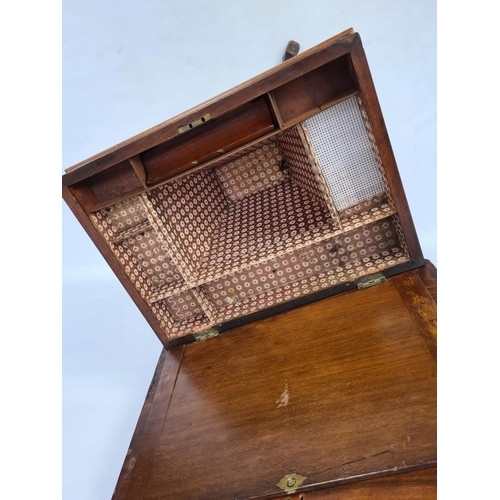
[
  {"x1": 356, "y1": 272, "x2": 387, "y2": 290},
  {"x1": 194, "y1": 328, "x2": 219, "y2": 342}
]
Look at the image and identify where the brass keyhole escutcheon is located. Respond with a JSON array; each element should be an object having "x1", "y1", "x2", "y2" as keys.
[{"x1": 277, "y1": 473, "x2": 307, "y2": 493}]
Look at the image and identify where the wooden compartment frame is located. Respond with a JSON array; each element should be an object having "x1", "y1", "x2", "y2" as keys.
[{"x1": 63, "y1": 28, "x2": 424, "y2": 348}]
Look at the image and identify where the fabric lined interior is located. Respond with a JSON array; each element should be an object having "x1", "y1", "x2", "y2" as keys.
[
  {"x1": 90, "y1": 96, "x2": 409, "y2": 339},
  {"x1": 214, "y1": 138, "x2": 286, "y2": 202}
]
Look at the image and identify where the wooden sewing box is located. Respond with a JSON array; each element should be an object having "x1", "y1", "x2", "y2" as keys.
[{"x1": 62, "y1": 29, "x2": 437, "y2": 499}]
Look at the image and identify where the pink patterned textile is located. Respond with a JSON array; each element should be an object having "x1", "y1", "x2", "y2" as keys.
[{"x1": 89, "y1": 97, "x2": 409, "y2": 340}]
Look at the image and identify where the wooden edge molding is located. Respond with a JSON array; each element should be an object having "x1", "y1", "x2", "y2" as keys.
[
  {"x1": 112, "y1": 345, "x2": 185, "y2": 499},
  {"x1": 62, "y1": 30, "x2": 357, "y2": 187},
  {"x1": 392, "y1": 268, "x2": 437, "y2": 359}
]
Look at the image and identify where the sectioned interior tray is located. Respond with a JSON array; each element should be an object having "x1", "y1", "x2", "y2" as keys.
[{"x1": 62, "y1": 28, "x2": 424, "y2": 348}]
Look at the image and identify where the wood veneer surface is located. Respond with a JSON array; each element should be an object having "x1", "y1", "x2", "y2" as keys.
[
  {"x1": 279, "y1": 467, "x2": 436, "y2": 499},
  {"x1": 114, "y1": 265, "x2": 436, "y2": 499}
]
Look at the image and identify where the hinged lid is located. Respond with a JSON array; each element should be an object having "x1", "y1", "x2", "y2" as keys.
[
  {"x1": 63, "y1": 29, "x2": 425, "y2": 348},
  {"x1": 193, "y1": 327, "x2": 219, "y2": 342},
  {"x1": 356, "y1": 272, "x2": 387, "y2": 289}
]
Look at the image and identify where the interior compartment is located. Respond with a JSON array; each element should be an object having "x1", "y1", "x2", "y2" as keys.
[
  {"x1": 144, "y1": 126, "x2": 342, "y2": 288},
  {"x1": 162, "y1": 289, "x2": 207, "y2": 322},
  {"x1": 150, "y1": 296, "x2": 212, "y2": 338},
  {"x1": 89, "y1": 195, "x2": 186, "y2": 301},
  {"x1": 89, "y1": 95, "x2": 408, "y2": 339},
  {"x1": 85, "y1": 159, "x2": 144, "y2": 207},
  {"x1": 270, "y1": 55, "x2": 358, "y2": 125},
  {"x1": 141, "y1": 97, "x2": 276, "y2": 185},
  {"x1": 202, "y1": 215, "x2": 410, "y2": 324}
]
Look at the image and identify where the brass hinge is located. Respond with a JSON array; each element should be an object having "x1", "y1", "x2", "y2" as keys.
[
  {"x1": 193, "y1": 328, "x2": 219, "y2": 342},
  {"x1": 356, "y1": 272, "x2": 387, "y2": 290}
]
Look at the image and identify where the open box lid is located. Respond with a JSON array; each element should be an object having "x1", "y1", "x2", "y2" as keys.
[{"x1": 62, "y1": 28, "x2": 425, "y2": 348}]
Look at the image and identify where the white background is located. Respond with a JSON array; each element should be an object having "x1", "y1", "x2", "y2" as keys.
[{"x1": 62, "y1": 1, "x2": 436, "y2": 499}]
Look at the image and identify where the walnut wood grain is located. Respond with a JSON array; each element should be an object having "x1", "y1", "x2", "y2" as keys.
[
  {"x1": 129, "y1": 155, "x2": 148, "y2": 189},
  {"x1": 271, "y1": 55, "x2": 357, "y2": 125},
  {"x1": 416, "y1": 260, "x2": 437, "y2": 303},
  {"x1": 142, "y1": 98, "x2": 275, "y2": 185},
  {"x1": 85, "y1": 159, "x2": 143, "y2": 203},
  {"x1": 113, "y1": 270, "x2": 436, "y2": 499}
]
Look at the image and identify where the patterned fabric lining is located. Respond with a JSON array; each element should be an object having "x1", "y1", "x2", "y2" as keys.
[
  {"x1": 356, "y1": 95, "x2": 396, "y2": 208},
  {"x1": 119, "y1": 231, "x2": 184, "y2": 291},
  {"x1": 113, "y1": 219, "x2": 152, "y2": 243},
  {"x1": 144, "y1": 169, "x2": 229, "y2": 269},
  {"x1": 91, "y1": 195, "x2": 149, "y2": 243},
  {"x1": 141, "y1": 192, "x2": 199, "y2": 283},
  {"x1": 337, "y1": 194, "x2": 395, "y2": 231},
  {"x1": 214, "y1": 140, "x2": 286, "y2": 202},
  {"x1": 151, "y1": 299, "x2": 212, "y2": 336},
  {"x1": 194, "y1": 177, "x2": 339, "y2": 285},
  {"x1": 90, "y1": 197, "x2": 184, "y2": 301},
  {"x1": 203, "y1": 216, "x2": 406, "y2": 309},
  {"x1": 204, "y1": 137, "x2": 279, "y2": 170},
  {"x1": 277, "y1": 125, "x2": 339, "y2": 225},
  {"x1": 211, "y1": 243, "x2": 410, "y2": 326},
  {"x1": 89, "y1": 97, "x2": 409, "y2": 340},
  {"x1": 163, "y1": 290, "x2": 207, "y2": 322}
]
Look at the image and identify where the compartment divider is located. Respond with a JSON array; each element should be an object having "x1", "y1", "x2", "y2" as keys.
[
  {"x1": 147, "y1": 281, "x2": 194, "y2": 305},
  {"x1": 140, "y1": 191, "x2": 202, "y2": 285},
  {"x1": 150, "y1": 297, "x2": 213, "y2": 338},
  {"x1": 355, "y1": 95, "x2": 396, "y2": 209},
  {"x1": 265, "y1": 91, "x2": 285, "y2": 129},
  {"x1": 190, "y1": 287, "x2": 218, "y2": 321},
  {"x1": 112, "y1": 219, "x2": 152, "y2": 244},
  {"x1": 90, "y1": 195, "x2": 187, "y2": 303},
  {"x1": 281, "y1": 123, "x2": 342, "y2": 228}
]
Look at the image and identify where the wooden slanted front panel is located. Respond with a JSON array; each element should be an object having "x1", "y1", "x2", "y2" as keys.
[
  {"x1": 114, "y1": 265, "x2": 437, "y2": 499},
  {"x1": 280, "y1": 467, "x2": 437, "y2": 499}
]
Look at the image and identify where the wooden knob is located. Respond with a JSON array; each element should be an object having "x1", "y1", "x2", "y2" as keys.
[{"x1": 283, "y1": 40, "x2": 300, "y2": 61}]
